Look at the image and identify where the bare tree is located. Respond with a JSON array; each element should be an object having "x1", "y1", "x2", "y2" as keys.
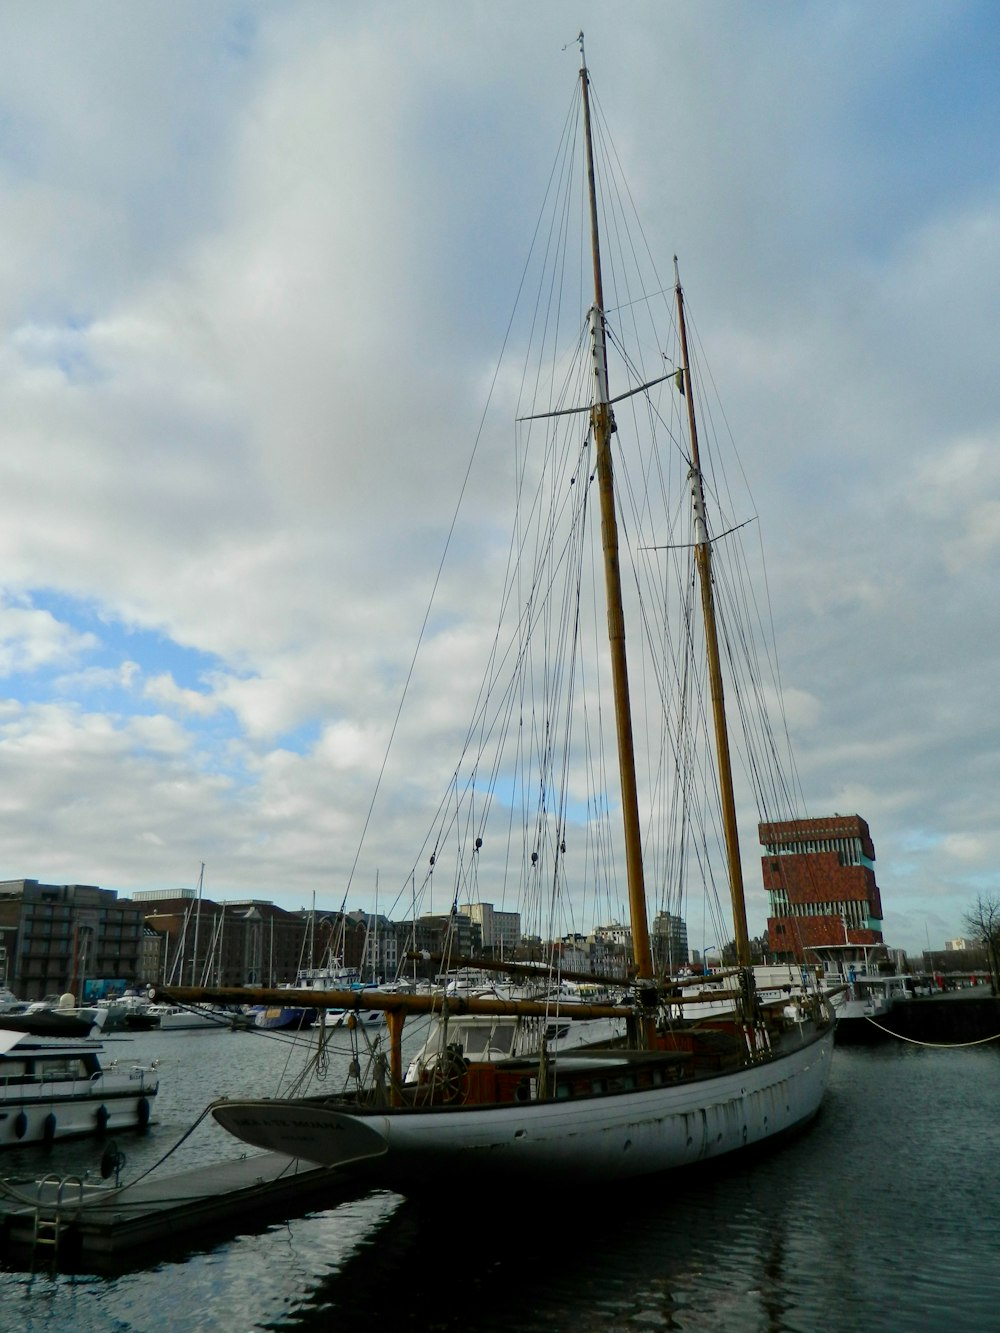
[{"x1": 963, "y1": 893, "x2": 1000, "y2": 995}]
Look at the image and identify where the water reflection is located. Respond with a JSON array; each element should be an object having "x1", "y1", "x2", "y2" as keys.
[{"x1": 2, "y1": 1034, "x2": 999, "y2": 1331}]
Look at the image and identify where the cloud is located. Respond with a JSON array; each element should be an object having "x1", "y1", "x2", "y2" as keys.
[
  {"x1": 0, "y1": 599, "x2": 98, "y2": 676},
  {"x1": 143, "y1": 672, "x2": 220, "y2": 718},
  {"x1": 0, "y1": 2, "x2": 997, "y2": 955}
]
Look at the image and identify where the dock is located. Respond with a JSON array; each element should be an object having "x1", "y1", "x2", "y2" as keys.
[
  {"x1": 881, "y1": 991, "x2": 1000, "y2": 1043},
  {"x1": 0, "y1": 1150, "x2": 362, "y2": 1269}
]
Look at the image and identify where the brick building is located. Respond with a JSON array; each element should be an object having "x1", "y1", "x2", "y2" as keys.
[
  {"x1": 0, "y1": 879, "x2": 145, "y2": 1001},
  {"x1": 133, "y1": 892, "x2": 368, "y2": 988},
  {"x1": 760, "y1": 814, "x2": 884, "y2": 963}
]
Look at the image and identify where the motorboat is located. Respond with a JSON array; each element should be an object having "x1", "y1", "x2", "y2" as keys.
[{"x1": 0, "y1": 1028, "x2": 159, "y2": 1148}]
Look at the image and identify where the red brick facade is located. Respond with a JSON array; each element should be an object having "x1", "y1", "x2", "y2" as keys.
[{"x1": 760, "y1": 815, "x2": 884, "y2": 962}]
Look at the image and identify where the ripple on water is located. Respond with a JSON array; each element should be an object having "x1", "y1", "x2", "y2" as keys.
[{"x1": 2, "y1": 1033, "x2": 999, "y2": 1331}]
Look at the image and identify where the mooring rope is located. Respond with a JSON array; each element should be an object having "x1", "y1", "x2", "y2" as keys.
[{"x1": 863, "y1": 1015, "x2": 1000, "y2": 1048}]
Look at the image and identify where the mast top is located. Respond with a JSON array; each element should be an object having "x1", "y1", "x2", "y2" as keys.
[{"x1": 567, "y1": 29, "x2": 586, "y2": 73}]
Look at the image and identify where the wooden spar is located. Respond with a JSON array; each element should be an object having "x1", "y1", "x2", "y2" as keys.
[
  {"x1": 673, "y1": 258, "x2": 752, "y2": 971},
  {"x1": 405, "y1": 951, "x2": 746, "y2": 990},
  {"x1": 385, "y1": 1008, "x2": 405, "y2": 1104},
  {"x1": 579, "y1": 45, "x2": 654, "y2": 985},
  {"x1": 404, "y1": 951, "x2": 633, "y2": 988},
  {"x1": 148, "y1": 983, "x2": 633, "y2": 1021}
]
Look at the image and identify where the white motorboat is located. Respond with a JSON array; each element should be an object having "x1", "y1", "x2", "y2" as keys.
[
  {"x1": 0, "y1": 1028, "x2": 158, "y2": 1148},
  {"x1": 148, "y1": 1003, "x2": 234, "y2": 1031}
]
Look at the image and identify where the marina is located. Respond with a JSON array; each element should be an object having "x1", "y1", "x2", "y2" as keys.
[
  {"x1": 0, "y1": 8, "x2": 998, "y2": 1332},
  {"x1": 0, "y1": 1024, "x2": 998, "y2": 1328}
]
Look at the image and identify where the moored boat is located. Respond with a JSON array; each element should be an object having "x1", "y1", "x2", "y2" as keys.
[
  {"x1": 0, "y1": 1028, "x2": 158, "y2": 1148},
  {"x1": 149, "y1": 1003, "x2": 240, "y2": 1031},
  {"x1": 160, "y1": 37, "x2": 835, "y2": 1189},
  {"x1": 0, "y1": 993, "x2": 106, "y2": 1039},
  {"x1": 250, "y1": 1002, "x2": 318, "y2": 1032}
]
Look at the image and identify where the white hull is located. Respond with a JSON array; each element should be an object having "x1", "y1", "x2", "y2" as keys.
[
  {"x1": 827, "y1": 972, "x2": 910, "y2": 1041},
  {"x1": 328, "y1": 1008, "x2": 386, "y2": 1030},
  {"x1": 214, "y1": 1023, "x2": 834, "y2": 1186},
  {"x1": 0, "y1": 1037, "x2": 158, "y2": 1149},
  {"x1": 153, "y1": 1005, "x2": 233, "y2": 1031},
  {"x1": 0, "y1": 1079, "x2": 156, "y2": 1148}
]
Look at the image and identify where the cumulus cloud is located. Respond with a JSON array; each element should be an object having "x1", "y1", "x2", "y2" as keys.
[
  {"x1": 143, "y1": 672, "x2": 220, "y2": 718},
  {"x1": 0, "y1": 600, "x2": 97, "y2": 675},
  {"x1": 0, "y1": 2, "x2": 996, "y2": 952}
]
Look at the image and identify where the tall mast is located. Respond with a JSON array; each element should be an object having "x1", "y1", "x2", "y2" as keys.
[
  {"x1": 673, "y1": 259, "x2": 751, "y2": 969},
  {"x1": 578, "y1": 38, "x2": 654, "y2": 984}
]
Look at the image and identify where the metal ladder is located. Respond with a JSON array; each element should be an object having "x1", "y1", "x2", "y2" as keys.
[{"x1": 31, "y1": 1173, "x2": 84, "y2": 1269}]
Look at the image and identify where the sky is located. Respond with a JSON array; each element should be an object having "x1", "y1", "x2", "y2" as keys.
[{"x1": 0, "y1": 0, "x2": 998, "y2": 957}]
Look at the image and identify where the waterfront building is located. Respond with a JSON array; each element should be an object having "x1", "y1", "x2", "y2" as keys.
[
  {"x1": 0, "y1": 921, "x2": 14, "y2": 989},
  {"x1": 555, "y1": 933, "x2": 592, "y2": 973},
  {"x1": 549, "y1": 929, "x2": 631, "y2": 977},
  {"x1": 458, "y1": 902, "x2": 521, "y2": 956},
  {"x1": 133, "y1": 893, "x2": 368, "y2": 988},
  {"x1": 760, "y1": 814, "x2": 884, "y2": 963},
  {"x1": 652, "y1": 912, "x2": 689, "y2": 973},
  {"x1": 414, "y1": 911, "x2": 482, "y2": 961},
  {"x1": 591, "y1": 924, "x2": 632, "y2": 976},
  {"x1": 0, "y1": 878, "x2": 144, "y2": 1001},
  {"x1": 140, "y1": 924, "x2": 164, "y2": 984},
  {"x1": 945, "y1": 937, "x2": 976, "y2": 951}
]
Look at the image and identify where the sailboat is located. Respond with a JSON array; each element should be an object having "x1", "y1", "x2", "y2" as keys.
[{"x1": 159, "y1": 41, "x2": 834, "y2": 1187}]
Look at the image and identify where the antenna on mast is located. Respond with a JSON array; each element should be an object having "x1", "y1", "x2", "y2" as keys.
[{"x1": 564, "y1": 30, "x2": 586, "y2": 67}]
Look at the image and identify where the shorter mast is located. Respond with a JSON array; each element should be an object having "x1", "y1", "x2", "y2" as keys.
[{"x1": 673, "y1": 259, "x2": 752, "y2": 970}]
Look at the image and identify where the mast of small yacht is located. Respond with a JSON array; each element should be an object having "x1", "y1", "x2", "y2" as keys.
[
  {"x1": 189, "y1": 861, "x2": 205, "y2": 988},
  {"x1": 578, "y1": 41, "x2": 654, "y2": 984},
  {"x1": 673, "y1": 259, "x2": 751, "y2": 970}
]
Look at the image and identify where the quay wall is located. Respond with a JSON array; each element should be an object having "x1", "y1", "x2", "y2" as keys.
[{"x1": 883, "y1": 993, "x2": 1000, "y2": 1043}]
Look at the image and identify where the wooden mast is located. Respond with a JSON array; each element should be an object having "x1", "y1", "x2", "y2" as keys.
[
  {"x1": 578, "y1": 39, "x2": 654, "y2": 985},
  {"x1": 673, "y1": 259, "x2": 752, "y2": 970}
]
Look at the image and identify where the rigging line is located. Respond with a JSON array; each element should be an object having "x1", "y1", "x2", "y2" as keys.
[
  {"x1": 342, "y1": 86, "x2": 583, "y2": 901},
  {"x1": 396, "y1": 420, "x2": 588, "y2": 894},
  {"x1": 593, "y1": 113, "x2": 674, "y2": 427},
  {"x1": 641, "y1": 518, "x2": 757, "y2": 551},
  {"x1": 603, "y1": 284, "x2": 677, "y2": 317},
  {"x1": 602, "y1": 330, "x2": 691, "y2": 474},
  {"x1": 666, "y1": 561, "x2": 729, "y2": 933},
  {"x1": 517, "y1": 369, "x2": 674, "y2": 421},
  {"x1": 715, "y1": 535, "x2": 799, "y2": 821},
  {"x1": 452, "y1": 444, "x2": 591, "y2": 831},
  {"x1": 548, "y1": 431, "x2": 593, "y2": 905},
  {"x1": 451, "y1": 153, "x2": 590, "y2": 814},
  {"x1": 579, "y1": 533, "x2": 614, "y2": 925},
  {"x1": 451, "y1": 367, "x2": 591, "y2": 797},
  {"x1": 588, "y1": 78, "x2": 676, "y2": 340}
]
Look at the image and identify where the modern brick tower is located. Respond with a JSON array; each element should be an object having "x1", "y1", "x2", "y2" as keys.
[{"x1": 760, "y1": 814, "x2": 884, "y2": 963}]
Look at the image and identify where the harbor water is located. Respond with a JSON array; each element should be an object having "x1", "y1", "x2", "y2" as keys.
[{"x1": 1, "y1": 1020, "x2": 999, "y2": 1331}]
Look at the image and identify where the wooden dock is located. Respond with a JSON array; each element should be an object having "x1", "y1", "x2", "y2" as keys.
[{"x1": 0, "y1": 1150, "x2": 361, "y2": 1269}]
